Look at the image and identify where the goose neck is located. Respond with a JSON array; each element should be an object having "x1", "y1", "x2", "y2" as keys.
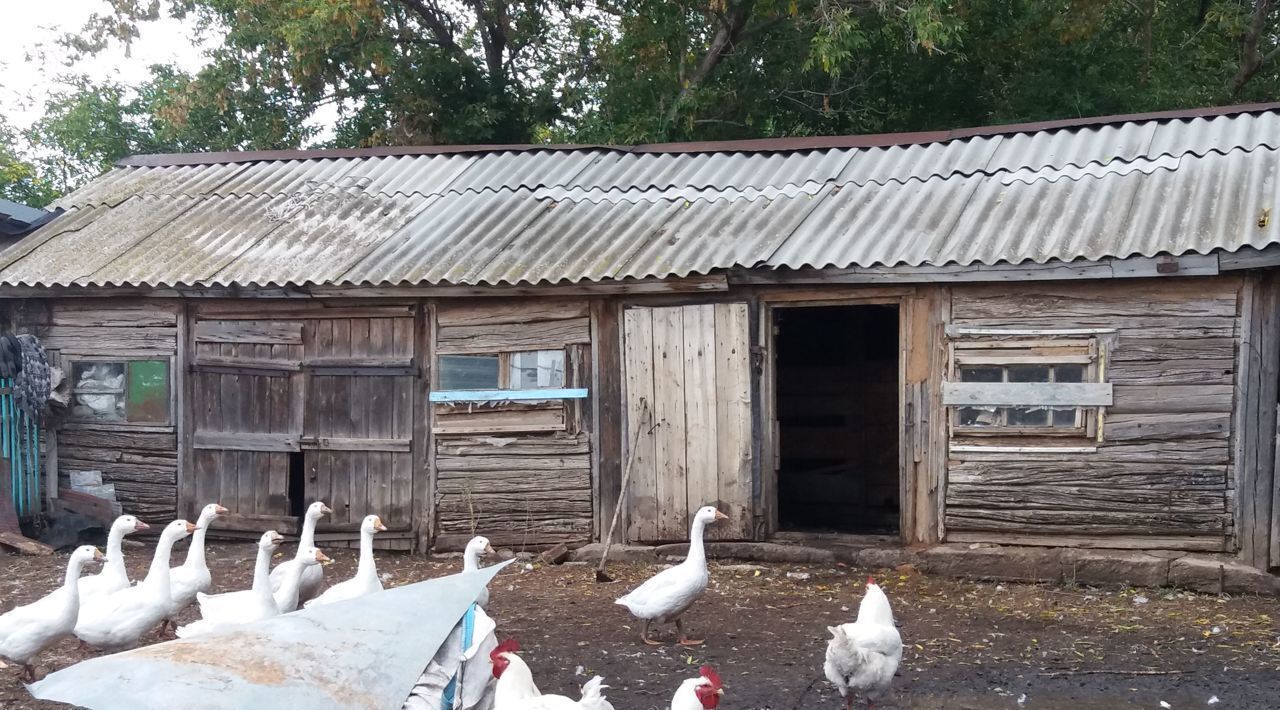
[
  {"x1": 298, "y1": 514, "x2": 319, "y2": 552},
  {"x1": 251, "y1": 545, "x2": 274, "y2": 598},
  {"x1": 184, "y1": 525, "x2": 209, "y2": 570},
  {"x1": 103, "y1": 524, "x2": 127, "y2": 579},
  {"x1": 685, "y1": 518, "x2": 708, "y2": 567},
  {"x1": 144, "y1": 533, "x2": 179, "y2": 593},
  {"x1": 355, "y1": 529, "x2": 376, "y2": 581}
]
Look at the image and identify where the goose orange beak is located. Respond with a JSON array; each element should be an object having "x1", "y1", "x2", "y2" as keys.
[
  {"x1": 374, "y1": 517, "x2": 388, "y2": 532},
  {"x1": 134, "y1": 521, "x2": 151, "y2": 531},
  {"x1": 316, "y1": 551, "x2": 331, "y2": 563},
  {"x1": 184, "y1": 522, "x2": 198, "y2": 533},
  {"x1": 214, "y1": 505, "x2": 229, "y2": 515},
  {"x1": 93, "y1": 549, "x2": 105, "y2": 560},
  {"x1": 713, "y1": 510, "x2": 729, "y2": 521}
]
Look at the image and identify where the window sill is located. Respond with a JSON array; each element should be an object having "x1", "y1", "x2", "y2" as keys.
[
  {"x1": 429, "y1": 388, "x2": 588, "y2": 403},
  {"x1": 949, "y1": 443, "x2": 1098, "y2": 454}
]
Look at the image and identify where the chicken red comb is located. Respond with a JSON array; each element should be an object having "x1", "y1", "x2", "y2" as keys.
[
  {"x1": 491, "y1": 638, "x2": 520, "y2": 660},
  {"x1": 867, "y1": 576, "x2": 876, "y2": 586},
  {"x1": 700, "y1": 665, "x2": 722, "y2": 689}
]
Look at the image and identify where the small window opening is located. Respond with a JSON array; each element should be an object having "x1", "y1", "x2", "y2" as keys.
[{"x1": 288, "y1": 451, "x2": 306, "y2": 518}]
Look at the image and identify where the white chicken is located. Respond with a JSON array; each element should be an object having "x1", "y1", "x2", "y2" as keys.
[
  {"x1": 824, "y1": 577, "x2": 902, "y2": 710},
  {"x1": 490, "y1": 639, "x2": 615, "y2": 710},
  {"x1": 670, "y1": 665, "x2": 724, "y2": 710},
  {"x1": 615, "y1": 505, "x2": 727, "y2": 645}
]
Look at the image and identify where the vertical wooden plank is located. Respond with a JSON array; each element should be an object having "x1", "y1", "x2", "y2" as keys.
[
  {"x1": 349, "y1": 319, "x2": 371, "y2": 524},
  {"x1": 591, "y1": 299, "x2": 623, "y2": 542},
  {"x1": 1234, "y1": 275, "x2": 1261, "y2": 565},
  {"x1": 415, "y1": 303, "x2": 432, "y2": 551},
  {"x1": 714, "y1": 303, "x2": 753, "y2": 540},
  {"x1": 176, "y1": 302, "x2": 193, "y2": 518},
  {"x1": 683, "y1": 305, "x2": 719, "y2": 530},
  {"x1": 623, "y1": 307, "x2": 658, "y2": 542},
  {"x1": 652, "y1": 306, "x2": 688, "y2": 540},
  {"x1": 901, "y1": 294, "x2": 923, "y2": 544},
  {"x1": 927, "y1": 287, "x2": 951, "y2": 544}
]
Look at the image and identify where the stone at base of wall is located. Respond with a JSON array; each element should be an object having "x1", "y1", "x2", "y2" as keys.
[{"x1": 569, "y1": 541, "x2": 1280, "y2": 595}]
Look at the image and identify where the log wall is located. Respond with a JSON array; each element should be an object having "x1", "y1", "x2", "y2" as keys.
[
  {"x1": 431, "y1": 299, "x2": 595, "y2": 549},
  {"x1": 944, "y1": 279, "x2": 1240, "y2": 551},
  {"x1": 14, "y1": 299, "x2": 180, "y2": 523}
]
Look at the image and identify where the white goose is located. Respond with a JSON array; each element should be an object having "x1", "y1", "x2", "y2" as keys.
[
  {"x1": 0, "y1": 545, "x2": 103, "y2": 682},
  {"x1": 74, "y1": 519, "x2": 195, "y2": 650},
  {"x1": 305, "y1": 515, "x2": 387, "y2": 608},
  {"x1": 176, "y1": 531, "x2": 285, "y2": 638},
  {"x1": 615, "y1": 505, "x2": 727, "y2": 645},
  {"x1": 270, "y1": 501, "x2": 332, "y2": 604},
  {"x1": 77, "y1": 515, "x2": 149, "y2": 603},
  {"x1": 461, "y1": 535, "x2": 496, "y2": 608},
  {"x1": 164, "y1": 503, "x2": 227, "y2": 627}
]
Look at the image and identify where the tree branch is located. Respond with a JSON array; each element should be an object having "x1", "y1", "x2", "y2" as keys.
[
  {"x1": 1230, "y1": 0, "x2": 1273, "y2": 94},
  {"x1": 661, "y1": 0, "x2": 756, "y2": 134},
  {"x1": 392, "y1": 0, "x2": 467, "y2": 60}
]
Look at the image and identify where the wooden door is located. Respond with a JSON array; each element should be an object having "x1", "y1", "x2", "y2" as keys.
[
  {"x1": 191, "y1": 320, "x2": 304, "y2": 531},
  {"x1": 623, "y1": 303, "x2": 754, "y2": 542},
  {"x1": 301, "y1": 317, "x2": 416, "y2": 532}
]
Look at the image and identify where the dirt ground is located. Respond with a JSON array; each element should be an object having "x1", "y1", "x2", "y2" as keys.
[{"x1": 4, "y1": 541, "x2": 1280, "y2": 709}]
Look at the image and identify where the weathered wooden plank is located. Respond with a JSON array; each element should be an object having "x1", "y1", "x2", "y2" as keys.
[
  {"x1": 952, "y1": 282, "x2": 1238, "y2": 320},
  {"x1": 950, "y1": 316, "x2": 1236, "y2": 340},
  {"x1": 58, "y1": 429, "x2": 176, "y2": 451},
  {"x1": 952, "y1": 439, "x2": 1230, "y2": 464},
  {"x1": 436, "y1": 469, "x2": 592, "y2": 495},
  {"x1": 683, "y1": 305, "x2": 718, "y2": 527},
  {"x1": 945, "y1": 509, "x2": 1226, "y2": 535},
  {"x1": 435, "y1": 433, "x2": 591, "y2": 457},
  {"x1": 47, "y1": 303, "x2": 178, "y2": 328},
  {"x1": 1107, "y1": 359, "x2": 1234, "y2": 386},
  {"x1": 946, "y1": 531, "x2": 1226, "y2": 552},
  {"x1": 436, "y1": 318, "x2": 590, "y2": 354},
  {"x1": 943, "y1": 382, "x2": 1113, "y2": 407},
  {"x1": 301, "y1": 437, "x2": 411, "y2": 452},
  {"x1": 1108, "y1": 338, "x2": 1236, "y2": 362},
  {"x1": 1105, "y1": 412, "x2": 1231, "y2": 441},
  {"x1": 714, "y1": 302, "x2": 752, "y2": 540},
  {"x1": 431, "y1": 408, "x2": 565, "y2": 435},
  {"x1": 197, "y1": 305, "x2": 415, "y2": 320},
  {"x1": 193, "y1": 431, "x2": 300, "y2": 452},
  {"x1": 623, "y1": 307, "x2": 658, "y2": 542},
  {"x1": 195, "y1": 320, "x2": 304, "y2": 344},
  {"x1": 1110, "y1": 385, "x2": 1234, "y2": 414},
  {"x1": 60, "y1": 458, "x2": 176, "y2": 485},
  {"x1": 436, "y1": 455, "x2": 591, "y2": 472},
  {"x1": 40, "y1": 326, "x2": 177, "y2": 352},
  {"x1": 652, "y1": 306, "x2": 688, "y2": 540},
  {"x1": 436, "y1": 299, "x2": 591, "y2": 328},
  {"x1": 946, "y1": 484, "x2": 1225, "y2": 512},
  {"x1": 948, "y1": 460, "x2": 1227, "y2": 489}
]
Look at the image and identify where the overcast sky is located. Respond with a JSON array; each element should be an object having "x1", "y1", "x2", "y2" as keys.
[{"x1": 0, "y1": 1, "x2": 208, "y2": 131}]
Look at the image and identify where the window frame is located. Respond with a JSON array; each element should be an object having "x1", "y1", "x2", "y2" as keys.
[
  {"x1": 431, "y1": 348, "x2": 584, "y2": 403},
  {"x1": 945, "y1": 333, "x2": 1110, "y2": 441},
  {"x1": 65, "y1": 355, "x2": 175, "y2": 426}
]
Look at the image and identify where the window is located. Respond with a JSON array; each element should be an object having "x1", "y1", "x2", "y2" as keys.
[
  {"x1": 437, "y1": 350, "x2": 565, "y2": 391},
  {"x1": 70, "y1": 360, "x2": 171, "y2": 424},
  {"x1": 944, "y1": 335, "x2": 1111, "y2": 439}
]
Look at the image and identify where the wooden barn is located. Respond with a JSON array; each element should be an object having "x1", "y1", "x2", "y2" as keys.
[{"x1": 3, "y1": 103, "x2": 1280, "y2": 578}]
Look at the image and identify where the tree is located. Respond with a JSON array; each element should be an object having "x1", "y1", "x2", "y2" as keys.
[{"x1": 0, "y1": 118, "x2": 59, "y2": 208}]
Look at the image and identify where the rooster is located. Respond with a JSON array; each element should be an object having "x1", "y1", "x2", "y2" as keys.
[
  {"x1": 671, "y1": 665, "x2": 724, "y2": 710},
  {"x1": 490, "y1": 639, "x2": 615, "y2": 710},
  {"x1": 824, "y1": 577, "x2": 902, "y2": 710}
]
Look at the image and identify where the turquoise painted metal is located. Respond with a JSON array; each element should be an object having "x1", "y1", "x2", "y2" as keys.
[{"x1": 0, "y1": 377, "x2": 39, "y2": 517}]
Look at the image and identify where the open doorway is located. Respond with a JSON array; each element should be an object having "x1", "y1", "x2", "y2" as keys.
[{"x1": 774, "y1": 304, "x2": 900, "y2": 534}]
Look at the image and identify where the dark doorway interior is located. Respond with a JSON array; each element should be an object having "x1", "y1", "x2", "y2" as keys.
[{"x1": 775, "y1": 305, "x2": 900, "y2": 534}]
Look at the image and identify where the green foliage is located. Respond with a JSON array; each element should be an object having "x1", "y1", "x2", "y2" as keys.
[{"x1": 5, "y1": 0, "x2": 1279, "y2": 206}]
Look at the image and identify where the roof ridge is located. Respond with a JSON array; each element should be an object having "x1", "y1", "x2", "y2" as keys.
[{"x1": 114, "y1": 102, "x2": 1280, "y2": 167}]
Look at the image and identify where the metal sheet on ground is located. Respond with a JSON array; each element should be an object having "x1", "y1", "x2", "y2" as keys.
[{"x1": 27, "y1": 560, "x2": 513, "y2": 710}]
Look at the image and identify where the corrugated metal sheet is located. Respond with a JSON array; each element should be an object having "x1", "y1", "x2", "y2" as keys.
[
  {"x1": 29, "y1": 562, "x2": 510, "y2": 710},
  {"x1": 8, "y1": 106, "x2": 1280, "y2": 288}
]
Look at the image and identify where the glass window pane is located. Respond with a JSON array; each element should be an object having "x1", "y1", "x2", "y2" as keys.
[
  {"x1": 127, "y1": 360, "x2": 170, "y2": 423},
  {"x1": 1007, "y1": 366, "x2": 1051, "y2": 383},
  {"x1": 1052, "y1": 407, "x2": 1079, "y2": 427},
  {"x1": 508, "y1": 350, "x2": 565, "y2": 389},
  {"x1": 438, "y1": 355, "x2": 500, "y2": 390},
  {"x1": 959, "y1": 366, "x2": 1002, "y2": 383},
  {"x1": 1055, "y1": 365, "x2": 1086, "y2": 383},
  {"x1": 1007, "y1": 406, "x2": 1049, "y2": 426},
  {"x1": 958, "y1": 406, "x2": 1000, "y2": 426},
  {"x1": 72, "y1": 362, "x2": 126, "y2": 421}
]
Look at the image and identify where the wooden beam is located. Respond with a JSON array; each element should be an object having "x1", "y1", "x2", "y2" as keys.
[
  {"x1": 732, "y1": 254, "x2": 1220, "y2": 285},
  {"x1": 943, "y1": 382, "x2": 1113, "y2": 407},
  {"x1": 428, "y1": 388, "x2": 588, "y2": 402},
  {"x1": 193, "y1": 432, "x2": 300, "y2": 452}
]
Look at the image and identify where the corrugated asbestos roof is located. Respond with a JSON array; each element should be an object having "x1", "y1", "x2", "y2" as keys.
[{"x1": 4, "y1": 104, "x2": 1280, "y2": 289}]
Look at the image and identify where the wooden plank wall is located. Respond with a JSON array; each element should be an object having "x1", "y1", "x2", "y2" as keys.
[
  {"x1": 944, "y1": 279, "x2": 1240, "y2": 551},
  {"x1": 432, "y1": 299, "x2": 595, "y2": 550},
  {"x1": 16, "y1": 299, "x2": 181, "y2": 523}
]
